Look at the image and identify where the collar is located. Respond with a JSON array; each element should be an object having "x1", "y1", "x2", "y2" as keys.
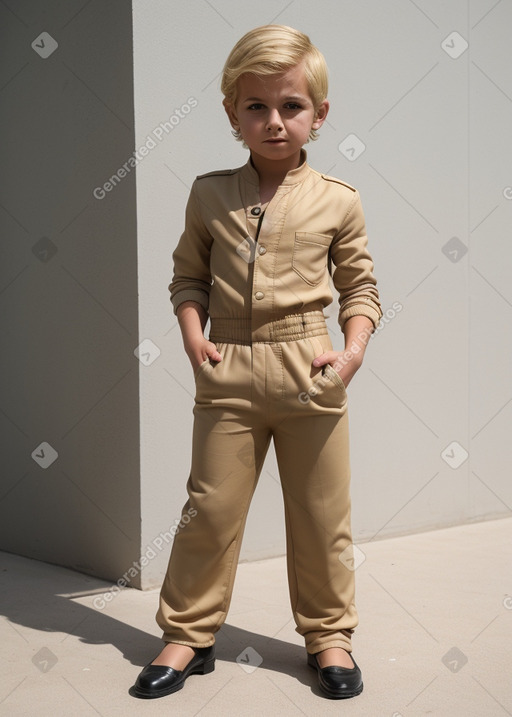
[{"x1": 241, "y1": 148, "x2": 310, "y2": 186}]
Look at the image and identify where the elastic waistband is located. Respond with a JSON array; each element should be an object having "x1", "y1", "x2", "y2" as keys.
[{"x1": 209, "y1": 311, "x2": 328, "y2": 344}]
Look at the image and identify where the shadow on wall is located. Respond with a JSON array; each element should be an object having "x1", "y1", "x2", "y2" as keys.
[{"x1": 0, "y1": 1, "x2": 141, "y2": 583}]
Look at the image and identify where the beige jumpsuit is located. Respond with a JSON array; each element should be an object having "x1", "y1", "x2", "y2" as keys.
[{"x1": 157, "y1": 149, "x2": 382, "y2": 655}]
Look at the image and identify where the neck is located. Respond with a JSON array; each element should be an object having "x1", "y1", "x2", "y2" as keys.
[{"x1": 249, "y1": 149, "x2": 304, "y2": 185}]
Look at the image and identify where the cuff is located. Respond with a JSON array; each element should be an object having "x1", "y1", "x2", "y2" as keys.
[
  {"x1": 171, "y1": 289, "x2": 209, "y2": 315},
  {"x1": 338, "y1": 304, "x2": 382, "y2": 331}
]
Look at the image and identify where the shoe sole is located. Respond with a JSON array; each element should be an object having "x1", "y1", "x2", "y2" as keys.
[{"x1": 132, "y1": 659, "x2": 215, "y2": 699}]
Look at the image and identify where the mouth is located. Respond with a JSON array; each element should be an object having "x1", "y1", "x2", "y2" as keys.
[{"x1": 265, "y1": 138, "x2": 287, "y2": 144}]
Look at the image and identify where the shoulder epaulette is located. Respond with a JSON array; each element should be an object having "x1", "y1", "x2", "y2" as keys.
[
  {"x1": 320, "y1": 174, "x2": 357, "y2": 192},
  {"x1": 196, "y1": 168, "x2": 238, "y2": 180}
]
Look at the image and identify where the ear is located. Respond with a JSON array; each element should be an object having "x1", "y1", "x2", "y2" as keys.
[
  {"x1": 223, "y1": 98, "x2": 240, "y2": 131},
  {"x1": 311, "y1": 99, "x2": 329, "y2": 130}
]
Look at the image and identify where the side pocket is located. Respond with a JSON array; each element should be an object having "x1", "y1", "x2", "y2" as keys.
[
  {"x1": 323, "y1": 363, "x2": 347, "y2": 393},
  {"x1": 193, "y1": 358, "x2": 211, "y2": 380}
]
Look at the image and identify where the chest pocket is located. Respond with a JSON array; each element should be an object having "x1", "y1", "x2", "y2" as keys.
[{"x1": 292, "y1": 232, "x2": 332, "y2": 286}]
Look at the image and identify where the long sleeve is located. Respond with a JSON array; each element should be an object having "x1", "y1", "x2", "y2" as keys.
[
  {"x1": 168, "y1": 180, "x2": 214, "y2": 315},
  {"x1": 330, "y1": 190, "x2": 382, "y2": 330}
]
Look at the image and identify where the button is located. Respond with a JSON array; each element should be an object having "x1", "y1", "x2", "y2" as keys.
[
  {"x1": 254, "y1": 291, "x2": 264, "y2": 300},
  {"x1": 258, "y1": 246, "x2": 266, "y2": 255},
  {"x1": 251, "y1": 207, "x2": 262, "y2": 216}
]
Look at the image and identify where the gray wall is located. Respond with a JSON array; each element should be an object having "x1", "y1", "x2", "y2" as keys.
[
  {"x1": 1, "y1": 0, "x2": 510, "y2": 590},
  {"x1": 0, "y1": 1, "x2": 142, "y2": 585}
]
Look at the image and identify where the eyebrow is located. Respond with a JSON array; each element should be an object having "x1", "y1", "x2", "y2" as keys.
[{"x1": 241, "y1": 95, "x2": 308, "y2": 103}]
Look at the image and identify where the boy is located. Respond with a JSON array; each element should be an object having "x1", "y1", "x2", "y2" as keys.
[{"x1": 133, "y1": 24, "x2": 381, "y2": 701}]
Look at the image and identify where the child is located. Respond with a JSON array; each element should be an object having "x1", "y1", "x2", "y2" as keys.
[{"x1": 133, "y1": 24, "x2": 381, "y2": 701}]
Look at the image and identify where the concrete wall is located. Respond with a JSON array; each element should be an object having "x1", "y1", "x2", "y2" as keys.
[
  {"x1": 1, "y1": 0, "x2": 510, "y2": 590},
  {"x1": 0, "y1": 1, "x2": 142, "y2": 585}
]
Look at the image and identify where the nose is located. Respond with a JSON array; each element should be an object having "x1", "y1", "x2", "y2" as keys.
[{"x1": 266, "y1": 108, "x2": 283, "y2": 132}]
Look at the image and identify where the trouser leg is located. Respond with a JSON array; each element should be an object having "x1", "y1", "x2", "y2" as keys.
[
  {"x1": 156, "y1": 344, "x2": 271, "y2": 646},
  {"x1": 272, "y1": 335, "x2": 358, "y2": 654}
]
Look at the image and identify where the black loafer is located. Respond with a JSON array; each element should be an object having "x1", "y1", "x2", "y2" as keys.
[
  {"x1": 307, "y1": 651, "x2": 363, "y2": 699},
  {"x1": 132, "y1": 645, "x2": 215, "y2": 699}
]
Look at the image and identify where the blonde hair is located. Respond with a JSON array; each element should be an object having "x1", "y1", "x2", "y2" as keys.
[{"x1": 221, "y1": 25, "x2": 328, "y2": 142}]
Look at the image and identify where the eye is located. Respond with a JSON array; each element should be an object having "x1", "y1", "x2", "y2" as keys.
[
  {"x1": 247, "y1": 103, "x2": 265, "y2": 110},
  {"x1": 284, "y1": 102, "x2": 302, "y2": 110}
]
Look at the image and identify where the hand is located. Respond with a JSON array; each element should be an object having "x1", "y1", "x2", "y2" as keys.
[
  {"x1": 186, "y1": 338, "x2": 222, "y2": 373},
  {"x1": 312, "y1": 349, "x2": 363, "y2": 388},
  {"x1": 176, "y1": 302, "x2": 222, "y2": 373}
]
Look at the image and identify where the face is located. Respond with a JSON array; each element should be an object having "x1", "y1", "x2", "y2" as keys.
[{"x1": 224, "y1": 62, "x2": 329, "y2": 164}]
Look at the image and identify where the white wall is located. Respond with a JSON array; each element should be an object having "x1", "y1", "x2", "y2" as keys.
[{"x1": 133, "y1": 0, "x2": 512, "y2": 587}]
